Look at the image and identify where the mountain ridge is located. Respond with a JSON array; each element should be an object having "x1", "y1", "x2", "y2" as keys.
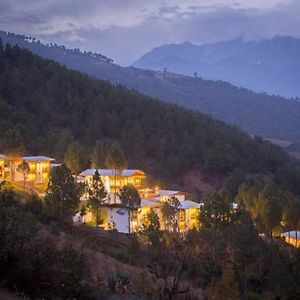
[
  {"x1": 1, "y1": 31, "x2": 300, "y2": 143},
  {"x1": 133, "y1": 35, "x2": 300, "y2": 98}
]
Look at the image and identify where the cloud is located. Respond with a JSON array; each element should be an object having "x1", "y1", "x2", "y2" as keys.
[{"x1": 0, "y1": 0, "x2": 299, "y2": 65}]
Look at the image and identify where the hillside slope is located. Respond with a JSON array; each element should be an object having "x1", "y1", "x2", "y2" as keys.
[
  {"x1": 1, "y1": 31, "x2": 300, "y2": 143},
  {"x1": 1, "y1": 43, "x2": 300, "y2": 197},
  {"x1": 133, "y1": 36, "x2": 300, "y2": 98}
]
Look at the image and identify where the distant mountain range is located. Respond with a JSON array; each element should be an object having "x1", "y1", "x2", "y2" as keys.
[
  {"x1": 133, "y1": 36, "x2": 300, "y2": 99},
  {"x1": 1, "y1": 30, "x2": 300, "y2": 143}
]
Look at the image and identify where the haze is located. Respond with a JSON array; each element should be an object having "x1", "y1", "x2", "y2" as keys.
[{"x1": 0, "y1": 0, "x2": 299, "y2": 65}]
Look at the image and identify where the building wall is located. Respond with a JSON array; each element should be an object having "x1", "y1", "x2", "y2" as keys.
[
  {"x1": 0, "y1": 159, "x2": 4, "y2": 180},
  {"x1": 110, "y1": 207, "x2": 129, "y2": 233}
]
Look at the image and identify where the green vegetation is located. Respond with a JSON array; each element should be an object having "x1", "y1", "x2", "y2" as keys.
[
  {"x1": 119, "y1": 184, "x2": 141, "y2": 234},
  {"x1": 0, "y1": 188, "x2": 95, "y2": 299},
  {"x1": 1, "y1": 42, "x2": 300, "y2": 197},
  {"x1": 45, "y1": 164, "x2": 81, "y2": 225},
  {"x1": 2, "y1": 31, "x2": 300, "y2": 143},
  {"x1": 16, "y1": 159, "x2": 30, "y2": 191},
  {"x1": 85, "y1": 169, "x2": 107, "y2": 229},
  {"x1": 1, "y1": 167, "x2": 300, "y2": 299}
]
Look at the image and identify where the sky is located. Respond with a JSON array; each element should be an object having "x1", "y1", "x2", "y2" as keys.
[{"x1": 0, "y1": 0, "x2": 300, "y2": 65}]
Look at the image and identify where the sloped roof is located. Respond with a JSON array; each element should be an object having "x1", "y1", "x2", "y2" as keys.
[
  {"x1": 282, "y1": 231, "x2": 300, "y2": 239},
  {"x1": 158, "y1": 189, "x2": 182, "y2": 196},
  {"x1": 79, "y1": 169, "x2": 145, "y2": 177},
  {"x1": 141, "y1": 199, "x2": 159, "y2": 207},
  {"x1": 0, "y1": 154, "x2": 6, "y2": 159},
  {"x1": 22, "y1": 156, "x2": 55, "y2": 162},
  {"x1": 180, "y1": 200, "x2": 200, "y2": 209}
]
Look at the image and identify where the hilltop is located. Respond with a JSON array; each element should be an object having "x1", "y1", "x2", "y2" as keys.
[{"x1": 1, "y1": 31, "x2": 300, "y2": 143}]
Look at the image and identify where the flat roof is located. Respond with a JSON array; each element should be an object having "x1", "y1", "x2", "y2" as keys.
[
  {"x1": 22, "y1": 156, "x2": 55, "y2": 162},
  {"x1": 80, "y1": 169, "x2": 145, "y2": 177}
]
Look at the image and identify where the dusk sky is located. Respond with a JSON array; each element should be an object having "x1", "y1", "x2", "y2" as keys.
[{"x1": 0, "y1": 0, "x2": 300, "y2": 65}]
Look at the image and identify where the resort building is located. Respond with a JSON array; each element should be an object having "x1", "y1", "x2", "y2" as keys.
[
  {"x1": 0, "y1": 154, "x2": 54, "y2": 189},
  {"x1": 79, "y1": 169, "x2": 146, "y2": 193},
  {"x1": 281, "y1": 231, "x2": 300, "y2": 248},
  {"x1": 79, "y1": 171, "x2": 202, "y2": 234}
]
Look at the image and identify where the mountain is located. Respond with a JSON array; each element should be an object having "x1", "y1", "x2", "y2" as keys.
[
  {"x1": 1, "y1": 31, "x2": 300, "y2": 143},
  {"x1": 133, "y1": 36, "x2": 300, "y2": 99},
  {"x1": 1, "y1": 43, "x2": 300, "y2": 197}
]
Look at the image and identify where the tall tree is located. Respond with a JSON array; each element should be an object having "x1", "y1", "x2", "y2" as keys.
[
  {"x1": 90, "y1": 140, "x2": 106, "y2": 168},
  {"x1": 161, "y1": 196, "x2": 181, "y2": 232},
  {"x1": 45, "y1": 164, "x2": 80, "y2": 226},
  {"x1": 17, "y1": 160, "x2": 30, "y2": 191},
  {"x1": 86, "y1": 170, "x2": 107, "y2": 229},
  {"x1": 283, "y1": 196, "x2": 300, "y2": 244},
  {"x1": 140, "y1": 208, "x2": 161, "y2": 245},
  {"x1": 119, "y1": 184, "x2": 141, "y2": 234},
  {"x1": 258, "y1": 182, "x2": 282, "y2": 237},
  {"x1": 199, "y1": 192, "x2": 231, "y2": 232},
  {"x1": 226, "y1": 209, "x2": 261, "y2": 300},
  {"x1": 105, "y1": 142, "x2": 127, "y2": 202},
  {"x1": 64, "y1": 142, "x2": 86, "y2": 179}
]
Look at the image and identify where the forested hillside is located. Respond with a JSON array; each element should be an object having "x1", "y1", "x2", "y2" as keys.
[
  {"x1": 1, "y1": 31, "x2": 300, "y2": 143},
  {"x1": 0, "y1": 43, "x2": 300, "y2": 195}
]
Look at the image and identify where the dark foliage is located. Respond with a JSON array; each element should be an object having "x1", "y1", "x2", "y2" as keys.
[
  {"x1": 1, "y1": 42, "x2": 300, "y2": 189},
  {"x1": 1, "y1": 31, "x2": 300, "y2": 142}
]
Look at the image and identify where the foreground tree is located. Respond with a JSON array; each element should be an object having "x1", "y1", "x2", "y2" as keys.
[
  {"x1": 283, "y1": 196, "x2": 300, "y2": 243},
  {"x1": 17, "y1": 159, "x2": 30, "y2": 191},
  {"x1": 161, "y1": 196, "x2": 181, "y2": 232},
  {"x1": 226, "y1": 210, "x2": 262, "y2": 300},
  {"x1": 199, "y1": 192, "x2": 231, "y2": 232},
  {"x1": 86, "y1": 170, "x2": 107, "y2": 229},
  {"x1": 119, "y1": 184, "x2": 141, "y2": 234},
  {"x1": 45, "y1": 164, "x2": 81, "y2": 226},
  {"x1": 257, "y1": 182, "x2": 282, "y2": 237},
  {"x1": 105, "y1": 142, "x2": 127, "y2": 202},
  {"x1": 140, "y1": 208, "x2": 161, "y2": 245},
  {"x1": 145, "y1": 236, "x2": 194, "y2": 300}
]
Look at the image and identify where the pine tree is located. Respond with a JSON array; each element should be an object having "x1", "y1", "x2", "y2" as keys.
[
  {"x1": 45, "y1": 164, "x2": 80, "y2": 226},
  {"x1": 86, "y1": 170, "x2": 107, "y2": 229},
  {"x1": 105, "y1": 142, "x2": 127, "y2": 202},
  {"x1": 119, "y1": 184, "x2": 140, "y2": 233},
  {"x1": 64, "y1": 142, "x2": 86, "y2": 179},
  {"x1": 90, "y1": 140, "x2": 106, "y2": 168},
  {"x1": 161, "y1": 196, "x2": 181, "y2": 232},
  {"x1": 17, "y1": 160, "x2": 30, "y2": 191}
]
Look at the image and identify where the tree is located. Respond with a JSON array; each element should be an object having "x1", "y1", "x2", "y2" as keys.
[
  {"x1": 283, "y1": 196, "x2": 300, "y2": 244},
  {"x1": 226, "y1": 210, "x2": 261, "y2": 300},
  {"x1": 119, "y1": 184, "x2": 141, "y2": 234},
  {"x1": 17, "y1": 160, "x2": 30, "y2": 191},
  {"x1": 86, "y1": 170, "x2": 107, "y2": 229},
  {"x1": 90, "y1": 140, "x2": 106, "y2": 168},
  {"x1": 161, "y1": 196, "x2": 181, "y2": 232},
  {"x1": 140, "y1": 208, "x2": 161, "y2": 245},
  {"x1": 145, "y1": 237, "x2": 194, "y2": 299},
  {"x1": 64, "y1": 142, "x2": 86, "y2": 179},
  {"x1": 199, "y1": 192, "x2": 231, "y2": 232},
  {"x1": 257, "y1": 182, "x2": 282, "y2": 237},
  {"x1": 105, "y1": 142, "x2": 127, "y2": 202},
  {"x1": 45, "y1": 164, "x2": 81, "y2": 226}
]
